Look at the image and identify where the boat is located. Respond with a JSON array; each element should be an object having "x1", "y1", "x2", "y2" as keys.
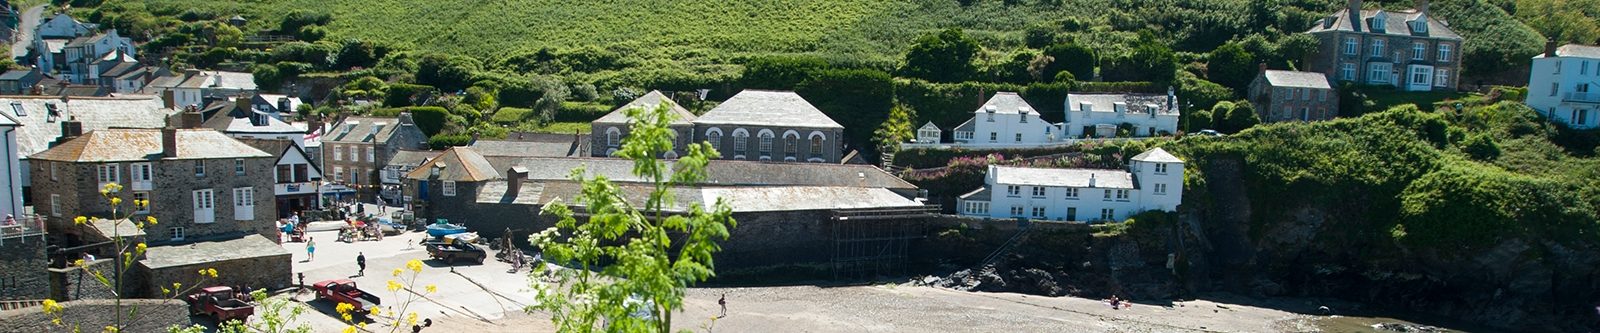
[
  {"x1": 425, "y1": 222, "x2": 468, "y2": 237},
  {"x1": 442, "y1": 232, "x2": 480, "y2": 244}
]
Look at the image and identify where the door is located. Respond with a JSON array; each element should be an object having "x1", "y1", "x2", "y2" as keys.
[
  {"x1": 193, "y1": 189, "x2": 215, "y2": 223},
  {"x1": 1407, "y1": 65, "x2": 1434, "y2": 91}
]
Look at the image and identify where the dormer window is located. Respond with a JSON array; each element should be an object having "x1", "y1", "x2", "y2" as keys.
[
  {"x1": 1371, "y1": 11, "x2": 1387, "y2": 32},
  {"x1": 1410, "y1": 19, "x2": 1427, "y2": 34},
  {"x1": 10, "y1": 102, "x2": 23, "y2": 116}
]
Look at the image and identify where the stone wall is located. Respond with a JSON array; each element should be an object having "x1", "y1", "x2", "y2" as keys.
[
  {"x1": 48, "y1": 260, "x2": 122, "y2": 301},
  {"x1": 0, "y1": 299, "x2": 189, "y2": 333},
  {"x1": 0, "y1": 238, "x2": 50, "y2": 300},
  {"x1": 134, "y1": 253, "x2": 292, "y2": 299}
]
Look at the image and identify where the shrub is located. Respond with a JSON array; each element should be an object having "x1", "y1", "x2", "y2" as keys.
[
  {"x1": 385, "y1": 83, "x2": 434, "y2": 107},
  {"x1": 1042, "y1": 42, "x2": 1095, "y2": 83},
  {"x1": 279, "y1": 10, "x2": 331, "y2": 34},
  {"x1": 427, "y1": 133, "x2": 473, "y2": 149},
  {"x1": 416, "y1": 53, "x2": 482, "y2": 92},
  {"x1": 408, "y1": 106, "x2": 450, "y2": 137},
  {"x1": 740, "y1": 55, "x2": 831, "y2": 90},
  {"x1": 1206, "y1": 42, "x2": 1255, "y2": 96},
  {"x1": 1461, "y1": 133, "x2": 1502, "y2": 161},
  {"x1": 901, "y1": 28, "x2": 982, "y2": 83},
  {"x1": 491, "y1": 107, "x2": 533, "y2": 125}
]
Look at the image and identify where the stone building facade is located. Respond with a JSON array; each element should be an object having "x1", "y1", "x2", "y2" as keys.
[
  {"x1": 1248, "y1": 68, "x2": 1340, "y2": 122},
  {"x1": 322, "y1": 113, "x2": 428, "y2": 201},
  {"x1": 29, "y1": 128, "x2": 277, "y2": 244},
  {"x1": 593, "y1": 90, "x2": 846, "y2": 163},
  {"x1": 1305, "y1": 0, "x2": 1462, "y2": 91},
  {"x1": 591, "y1": 90, "x2": 698, "y2": 158}
]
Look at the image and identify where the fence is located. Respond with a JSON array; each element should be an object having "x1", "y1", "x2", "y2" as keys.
[
  {"x1": 899, "y1": 137, "x2": 1152, "y2": 151},
  {"x1": 0, "y1": 214, "x2": 46, "y2": 245}
]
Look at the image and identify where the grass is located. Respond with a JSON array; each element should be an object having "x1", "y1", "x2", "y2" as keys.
[{"x1": 515, "y1": 121, "x2": 591, "y2": 134}]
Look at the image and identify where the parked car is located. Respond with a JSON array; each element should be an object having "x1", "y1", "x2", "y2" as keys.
[
  {"x1": 426, "y1": 239, "x2": 487, "y2": 264},
  {"x1": 1194, "y1": 129, "x2": 1223, "y2": 137},
  {"x1": 184, "y1": 286, "x2": 254, "y2": 323},
  {"x1": 312, "y1": 279, "x2": 382, "y2": 314}
]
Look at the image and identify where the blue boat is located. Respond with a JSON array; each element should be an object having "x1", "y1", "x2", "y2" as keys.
[{"x1": 425, "y1": 222, "x2": 468, "y2": 238}]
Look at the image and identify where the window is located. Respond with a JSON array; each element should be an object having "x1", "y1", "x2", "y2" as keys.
[
  {"x1": 1116, "y1": 190, "x2": 1130, "y2": 200},
  {"x1": 234, "y1": 159, "x2": 245, "y2": 175},
  {"x1": 986, "y1": 113, "x2": 994, "y2": 122},
  {"x1": 1065, "y1": 188, "x2": 1079, "y2": 199},
  {"x1": 1100, "y1": 208, "x2": 1115, "y2": 221},
  {"x1": 707, "y1": 131, "x2": 722, "y2": 152},
  {"x1": 294, "y1": 164, "x2": 309, "y2": 182},
  {"x1": 1556, "y1": 61, "x2": 1563, "y2": 74},
  {"x1": 1552, "y1": 83, "x2": 1560, "y2": 97},
  {"x1": 1585, "y1": 61, "x2": 1591, "y2": 75},
  {"x1": 1103, "y1": 189, "x2": 1112, "y2": 201},
  {"x1": 1411, "y1": 42, "x2": 1425, "y2": 60},
  {"x1": 169, "y1": 227, "x2": 185, "y2": 241},
  {"x1": 130, "y1": 162, "x2": 151, "y2": 189},
  {"x1": 1435, "y1": 69, "x2": 1449, "y2": 87},
  {"x1": 333, "y1": 166, "x2": 344, "y2": 182},
  {"x1": 276, "y1": 165, "x2": 291, "y2": 183},
  {"x1": 1343, "y1": 37, "x2": 1357, "y2": 55},
  {"x1": 1155, "y1": 183, "x2": 1168, "y2": 195},
  {"x1": 233, "y1": 187, "x2": 254, "y2": 220},
  {"x1": 1006, "y1": 185, "x2": 1020, "y2": 197},
  {"x1": 97, "y1": 163, "x2": 119, "y2": 185},
  {"x1": 10, "y1": 101, "x2": 23, "y2": 116},
  {"x1": 194, "y1": 160, "x2": 206, "y2": 177},
  {"x1": 442, "y1": 180, "x2": 457, "y2": 196},
  {"x1": 783, "y1": 135, "x2": 798, "y2": 159},
  {"x1": 50, "y1": 162, "x2": 56, "y2": 180},
  {"x1": 1031, "y1": 186, "x2": 1045, "y2": 197},
  {"x1": 1019, "y1": 114, "x2": 1028, "y2": 123},
  {"x1": 333, "y1": 146, "x2": 342, "y2": 161},
  {"x1": 989, "y1": 132, "x2": 997, "y2": 142},
  {"x1": 366, "y1": 147, "x2": 375, "y2": 162},
  {"x1": 1009, "y1": 205, "x2": 1024, "y2": 217},
  {"x1": 1411, "y1": 70, "x2": 1429, "y2": 87},
  {"x1": 192, "y1": 189, "x2": 215, "y2": 224},
  {"x1": 809, "y1": 136, "x2": 823, "y2": 158},
  {"x1": 1371, "y1": 39, "x2": 1385, "y2": 57},
  {"x1": 1302, "y1": 88, "x2": 1310, "y2": 101},
  {"x1": 1154, "y1": 163, "x2": 1168, "y2": 174},
  {"x1": 1410, "y1": 21, "x2": 1426, "y2": 33},
  {"x1": 123, "y1": 191, "x2": 149, "y2": 214},
  {"x1": 350, "y1": 169, "x2": 358, "y2": 184},
  {"x1": 1369, "y1": 63, "x2": 1392, "y2": 84},
  {"x1": 50, "y1": 194, "x2": 60, "y2": 217},
  {"x1": 1066, "y1": 207, "x2": 1077, "y2": 221},
  {"x1": 1340, "y1": 63, "x2": 1356, "y2": 80},
  {"x1": 1319, "y1": 89, "x2": 1328, "y2": 101},
  {"x1": 733, "y1": 132, "x2": 748, "y2": 155},
  {"x1": 1437, "y1": 44, "x2": 1452, "y2": 62},
  {"x1": 1031, "y1": 207, "x2": 1045, "y2": 218},
  {"x1": 1574, "y1": 109, "x2": 1589, "y2": 126},
  {"x1": 758, "y1": 132, "x2": 774, "y2": 157},
  {"x1": 965, "y1": 201, "x2": 989, "y2": 215},
  {"x1": 1014, "y1": 133, "x2": 1022, "y2": 142}
]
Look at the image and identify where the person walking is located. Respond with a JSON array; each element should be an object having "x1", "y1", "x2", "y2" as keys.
[
  {"x1": 718, "y1": 294, "x2": 727, "y2": 318},
  {"x1": 356, "y1": 252, "x2": 367, "y2": 276},
  {"x1": 306, "y1": 237, "x2": 317, "y2": 261}
]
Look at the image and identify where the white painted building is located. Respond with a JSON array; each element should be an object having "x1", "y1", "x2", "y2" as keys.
[
  {"x1": 953, "y1": 92, "x2": 1064, "y2": 145},
  {"x1": 1063, "y1": 88, "x2": 1181, "y2": 138},
  {"x1": 958, "y1": 147, "x2": 1183, "y2": 222},
  {"x1": 1525, "y1": 44, "x2": 1600, "y2": 129},
  {"x1": 0, "y1": 112, "x2": 22, "y2": 219}
]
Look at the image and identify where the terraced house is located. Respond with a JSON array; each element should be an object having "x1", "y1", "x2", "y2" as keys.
[
  {"x1": 322, "y1": 113, "x2": 428, "y2": 201},
  {"x1": 958, "y1": 148, "x2": 1183, "y2": 222},
  {"x1": 1306, "y1": 0, "x2": 1462, "y2": 92}
]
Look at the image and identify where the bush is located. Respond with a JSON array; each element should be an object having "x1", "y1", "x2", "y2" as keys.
[
  {"x1": 1461, "y1": 133, "x2": 1502, "y2": 161},
  {"x1": 1042, "y1": 42, "x2": 1095, "y2": 83},
  {"x1": 416, "y1": 53, "x2": 482, "y2": 92},
  {"x1": 427, "y1": 134, "x2": 473, "y2": 150},
  {"x1": 1207, "y1": 42, "x2": 1255, "y2": 96},
  {"x1": 797, "y1": 68, "x2": 895, "y2": 158},
  {"x1": 740, "y1": 55, "x2": 831, "y2": 90},
  {"x1": 408, "y1": 106, "x2": 450, "y2": 137},
  {"x1": 901, "y1": 28, "x2": 982, "y2": 83},
  {"x1": 279, "y1": 10, "x2": 332, "y2": 34},
  {"x1": 385, "y1": 83, "x2": 435, "y2": 107},
  {"x1": 553, "y1": 102, "x2": 611, "y2": 122}
]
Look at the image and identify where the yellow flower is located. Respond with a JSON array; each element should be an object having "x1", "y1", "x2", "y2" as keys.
[
  {"x1": 173, "y1": 282, "x2": 182, "y2": 290},
  {"x1": 407, "y1": 312, "x2": 419, "y2": 326},
  {"x1": 392, "y1": 268, "x2": 403, "y2": 277},
  {"x1": 425, "y1": 284, "x2": 437, "y2": 294},
  {"x1": 135, "y1": 243, "x2": 146, "y2": 253},
  {"x1": 104, "y1": 325, "x2": 119, "y2": 332},
  {"x1": 161, "y1": 287, "x2": 171, "y2": 295},
  {"x1": 207, "y1": 268, "x2": 219, "y2": 278},
  {"x1": 406, "y1": 259, "x2": 423, "y2": 273},
  {"x1": 146, "y1": 216, "x2": 157, "y2": 225},
  {"x1": 41, "y1": 299, "x2": 62, "y2": 314},
  {"x1": 356, "y1": 322, "x2": 367, "y2": 329},
  {"x1": 340, "y1": 313, "x2": 353, "y2": 323},
  {"x1": 110, "y1": 197, "x2": 122, "y2": 205},
  {"x1": 335, "y1": 302, "x2": 354, "y2": 314},
  {"x1": 386, "y1": 280, "x2": 402, "y2": 292},
  {"x1": 73, "y1": 259, "x2": 85, "y2": 267},
  {"x1": 341, "y1": 327, "x2": 356, "y2": 333},
  {"x1": 73, "y1": 216, "x2": 87, "y2": 225}
]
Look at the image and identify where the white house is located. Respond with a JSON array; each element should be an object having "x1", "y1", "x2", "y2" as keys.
[
  {"x1": 958, "y1": 147, "x2": 1183, "y2": 222},
  {"x1": 916, "y1": 122, "x2": 941, "y2": 143},
  {"x1": 1526, "y1": 44, "x2": 1600, "y2": 129},
  {"x1": 1063, "y1": 88, "x2": 1181, "y2": 138},
  {"x1": 270, "y1": 143, "x2": 322, "y2": 217},
  {"x1": 0, "y1": 112, "x2": 22, "y2": 219},
  {"x1": 35, "y1": 13, "x2": 94, "y2": 39},
  {"x1": 953, "y1": 92, "x2": 1063, "y2": 145}
]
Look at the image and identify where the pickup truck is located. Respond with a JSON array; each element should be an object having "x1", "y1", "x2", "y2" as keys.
[
  {"x1": 184, "y1": 286, "x2": 254, "y2": 323},
  {"x1": 426, "y1": 240, "x2": 487, "y2": 264},
  {"x1": 312, "y1": 279, "x2": 382, "y2": 314}
]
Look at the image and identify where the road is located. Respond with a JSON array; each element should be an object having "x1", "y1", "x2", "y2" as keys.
[{"x1": 11, "y1": 4, "x2": 41, "y2": 61}]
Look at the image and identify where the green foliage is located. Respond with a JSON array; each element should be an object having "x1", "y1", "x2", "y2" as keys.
[
  {"x1": 1513, "y1": 0, "x2": 1600, "y2": 46},
  {"x1": 874, "y1": 104, "x2": 916, "y2": 152},
  {"x1": 530, "y1": 103, "x2": 736, "y2": 332},
  {"x1": 1396, "y1": 164, "x2": 1590, "y2": 250},
  {"x1": 740, "y1": 55, "x2": 831, "y2": 90},
  {"x1": 408, "y1": 106, "x2": 449, "y2": 137},
  {"x1": 552, "y1": 101, "x2": 612, "y2": 122},
  {"x1": 1102, "y1": 32, "x2": 1177, "y2": 85},
  {"x1": 416, "y1": 53, "x2": 482, "y2": 92},
  {"x1": 1176, "y1": 70, "x2": 1234, "y2": 118},
  {"x1": 334, "y1": 39, "x2": 381, "y2": 70},
  {"x1": 901, "y1": 28, "x2": 982, "y2": 83},
  {"x1": 491, "y1": 107, "x2": 534, "y2": 124},
  {"x1": 385, "y1": 83, "x2": 434, "y2": 107},
  {"x1": 279, "y1": 10, "x2": 331, "y2": 34},
  {"x1": 1041, "y1": 42, "x2": 1095, "y2": 83},
  {"x1": 271, "y1": 42, "x2": 338, "y2": 69},
  {"x1": 427, "y1": 133, "x2": 472, "y2": 149},
  {"x1": 1219, "y1": 100, "x2": 1260, "y2": 134},
  {"x1": 1206, "y1": 42, "x2": 1254, "y2": 96},
  {"x1": 1432, "y1": 0, "x2": 1547, "y2": 78},
  {"x1": 1461, "y1": 133, "x2": 1502, "y2": 161},
  {"x1": 797, "y1": 68, "x2": 894, "y2": 158}
]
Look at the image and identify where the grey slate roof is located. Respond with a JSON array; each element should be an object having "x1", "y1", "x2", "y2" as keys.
[
  {"x1": 327, "y1": 116, "x2": 409, "y2": 144},
  {"x1": 388, "y1": 150, "x2": 439, "y2": 168},
  {"x1": 142, "y1": 234, "x2": 289, "y2": 269},
  {"x1": 1261, "y1": 70, "x2": 1333, "y2": 89},
  {"x1": 695, "y1": 90, "x2": 842, "y2": 129},
  {"x1": 958, "y1": 187, "x2": 991, "y2": 201},
  {"x1": 0, "y1": 69, "x2": 33, "y2": 80},
  {"x1": 974, "y1": 92, "x2": 1037, "y2": 114},
  {"x1": 991, "y1": 165, "x2": 1136, "y2": 189},
  {"x1": 470, "y1": 139, "x2": 586, "y2": 158},
  {"x1": 1308, "y1": 8, "x2": 1462, "y2": 41},
  {"x1": 703, "y1": 186, "x2": 922, "y2": 212},
  {"x1": 476, "y1": 156, "x2": 916, "y2": 189},
  {"x1": 3, "y1": 95, "x2": 176, "y2": 157},
  {"x1": 919, "y1": 122, "x2": 939, "y2": 132},
  {"x1": 1131, "y1": 147, "x2": 1183, "y2": 163},
  {"x1": 1067, "y1": 93, "x2": 1181, "y2": 115},
  {"x1": 954, "y1": 118, "x2": 975, "y2": 132},
  {"x1": 594, "y1": 90, "x2": 696, "y2": 125},
  {"x1": 215, "y1": 115, "x2": 304, "y2": 134},
  {"x1": 405, "y1": 147, "x2": 499, "y2": 182},
  {"x1": 1551, "y1": 44, "x2": 1600, "y2": 59},
  {"x1": 32, "y1": 128, "x2": 272, "y2": 162}
]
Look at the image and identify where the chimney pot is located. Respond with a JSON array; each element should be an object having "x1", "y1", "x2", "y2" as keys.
[{"x1": 1259, "y1": 63, "x2": 1268, "y2": 73}]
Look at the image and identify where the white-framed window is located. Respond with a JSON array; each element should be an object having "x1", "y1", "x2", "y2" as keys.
[
  {"x1": 1411, "y1": 69, "x2": 1429, "y2": 87},
  {"x1": 1411, "y1": 42, "x2": 1425, "y2": 60},
  {"x1": 1155, "y1": 183, "x2": 1168, "y2": 195},
  {"x1": 964, "y1": 201, "x2": 989, "y2": 215},
  {"x1": 192, "y1": 189, "x2": 215, "y2": 224},
  {"x1": 234, "y1": 159, "x2": 245, "y2": 175},
  {"x1": 334, "y1": 146, "x2": 343, "y2": 161},
  {"x1": 1064, "y1": 188, "x2": 1079, "y2": 199},
  {"x1": 1009, "y1": 205, "x2": 1024, "y2": 217},
  {"x1": 170, "y1": 227, "x2": 186, "y2": 241},
  {"x1": 1006, "y1": 185, "x2": 1020, "y2": 197},
  {"x1": 1435, "y1": 69, "x2": 1449, "y2": 87},
  {"x1": 130, "y1": 162, "x2": 152, "y2": 190},
  {"x1": 1014, "y1": 133, "x2": 1022, "y2": 142},
  {"x1": 348, "y1": 146, "x2": 358, "y2": 163},
  {"x1": 366, "y1": 147, "x2": 375, "y2": 162},
  {"x1": 1115, "y1": 189, "x2": 1130, "y2": 201},
  {"x1": 194, "y1": 160, "x2": 206, "y2": 177},
  {"x1": 1343, "y1": 37, "x2": 1357, "y2": 55},
  {"x1": 133, "y1": 192, "x2": 150, "y2": 214},
  {"x1": 758, "y1": 132, "x2": 774, "y2": 156},
  {"x1": 1301, "y1": 88, "x2": 1310, "y2": 101},
  {"x1": 707, "y1": 131, "x2": 722, "y2": 152},
  {"x1": 97, "y1": 163, "x2": 119, "y2": 185},
  {"x1": 809, "y1": 136, "x2": 824, "y2": 159},
  {"x1": 1437, "y1": 44, "x2": 1452, "y2": 62},
  {"x1": 1100, "y1": 208, "x2": 1115, "y2": 221},
  {"x1": 1573, "y1": 109, "x2": 1589, "y2": 126},
  {"x1": 1410, "y1": 20, "x2": 1426, "y2": 33},
  {"x1": 1369, "y1": 63, "x2": 1392, "y2": 84},
  {"x1": 10, "y1": 101, "x2": 23, "y2": 116},
  {"x1": 1103, "y1": 189, "x2": 1112, "y2": 201},
  {"x1": 350, "y1": 169, "x2": 358, "y2": 184},
  {"x1": 733, "y1": 132, "x2": 748, "y2": 155},
  {"x1": 1030, "y1": 207, "x2": 1046, "y2": 218},
  {"x1": 1154, "y1": 163, "x2": 1168, "y2": 174},
  {"x1": 1340, "y1": 63, "x2": 1356, "y2": 80},
  {"x1": 783, "y1": 135, "x2": 798, "y2": 159},
  {"x1": 1031, "y1": 186, "x2": 1045, "y2": 197},
  {"x1": 988, "y1": 132, "x2": 997, "y2": 142},
  {"x1": 50, "y1": 194, "x2": 60, "y2": 217},
  {"x1": 50, "y1": 162, "x2": 56, "y2": 180},
  {"x1": 1370, "y1": 39, "x2": 1385, "y2": 57},
  {"x1": 232, "y1": 187, "x2": 254, "y2": 220},
  {"x1": 986, "y1": 113, "x2": 994, "y2": 122},
  {"x1": 442, "y1": 180, "x2": 456, "y2": 196},
  {"x1": 333, "y1": 166, "x2": 344, "y2": 182}
]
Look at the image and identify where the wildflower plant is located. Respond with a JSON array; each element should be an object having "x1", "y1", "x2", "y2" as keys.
[{"x1": 333, "y1": 259, "x2": 436, "y2": 333}]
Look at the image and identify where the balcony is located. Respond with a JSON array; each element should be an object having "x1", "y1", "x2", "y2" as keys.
[
  {"x1": 0, "y1": 214, "x2": 46, "y2": 245},
  {"x1": 1565, "y1": 92, "x2": 1600, "y2": 103}
]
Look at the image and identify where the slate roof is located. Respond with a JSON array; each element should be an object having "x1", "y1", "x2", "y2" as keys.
[
  {"x1": 327, "y1": 116, "x2": 409, "y2": 144},
  {"x1": 1549, "y1": 44, "x2": 1600, "y2": 59},
  {"x1": 141, "y1": 234, "x2": 289, "y2": 269},
  {"x1": 954, "y1": 118, "x2": 975, "y2": 133},
  {"x1": 473, "y1": 180, "x2": 545, "y2": 205},
  {"x1": 31, "y1": 128, "x2": 272, "y2": 162},
  {"x1": 469, "y1": 156, "x2": 915, "y2": 190},
  {"x1": 1261, "y1": 70, "x2": 1333, "y2": 89},
  {"x1": 1066, "y1": 93, "x2": 1181, "y2": 115},
  {"x1": 3, "y1": 95, "x2": 176, "y2": 157},
  {"x1": 703, "y1": 186, "x2": 921, "y2": 212},
  {"x1": 1308, "y1": 8, "x2": 1462, "y2": 40},
  {"x1": 991, "y1": 165, "x2": 1136, "y2": 189},
  {"x1": 255, "y1": 94, "x2": 302, "y2": 111},
  {"x1": 210, "y1": 114, "x2": 304, "y2": 134},
  {"x1": 405, "y1": 146, "x2": 499, "y2": 182},
  {"x1": 974, "y1": 92, "x2": 1037, "y2": 114},
  {"x1": 959, "y1": 187, "x2": 991, "y2": 201},
  {"x1": 594, "y1": 90, "x2": 696, "y2": 125},
  {"x1": 1131, "y1": 147, "x2": 1183, "y2": 163},
  {"x1": 0, "y1": 69, "x2": 33, "y2": 80},
  {"x1": 388, "y1": 150, "x2": 440, "y2": 168},
  {"x1": 470, "y1": 139, "x2": 586, "y2": 158},
  {"x1": 695, "y1": 90, "x2": 842, "y2": 129},
  {"x1": 212, "y1": 72, "x2": 258, "y2": 91}
]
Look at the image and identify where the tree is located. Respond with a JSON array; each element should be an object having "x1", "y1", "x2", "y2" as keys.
[
  {"x1": 901, "y1": 28, "x2": 982, "y2": 83},
  {"x1": 1515, "y1": 0, "x2": 1600, "y2": 45},
  {"x1": 740, "y1": 55, "x2": 830, "y2": 90},
  {"x1": 1024, "y1": 25, "x2": 1057, "y2": 49},
  {"x1": 530, "y1": 103, "x2": 736, "y2": 333},
  {"x1": 1102, "y1": 32, "x2": 1177, "y2": 84},
  {"x1": 408, "y1": 106, "x2": 449, "y2": 137},
  {"x1": 1042, "y1": 42, "x2": 1095, "y2": 83},
  {"x1": 874, "y1": 104, "x2": 916, "y2": 157},
  {"x1": 1209, "y1": 101, "x2": 1236, "y2": 131},
  {"x1": 1220, "y1": 100, "x2": 1260, "y2": 133},
  {"x1": 279, "y1": 10, "x2": 331, "y2": 34},
  {"x1": 1207, "y1": 42, "x2": 1256, "y2": 96},
  {"x1": 796, "y1": 69, "x2": 895, "y2": 160},
  {"x1": 335, "y1": 39, "x2": 378, "y2": 70},
  {"x1": 416, "y1": 53, "x2": 482, "y2": 93}
]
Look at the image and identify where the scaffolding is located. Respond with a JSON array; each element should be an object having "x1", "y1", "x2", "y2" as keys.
[{"x1": 829, "y1": 205, "x2": 939, "y2": 280}]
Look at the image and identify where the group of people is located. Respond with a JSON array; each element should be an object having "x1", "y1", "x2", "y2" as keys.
[
  {"x1": 338, "y1": 217, "x2": 383, "y2": 243},
  {"x1": 1107, "y1": 295, "x2": 1132, "y2": 310}
]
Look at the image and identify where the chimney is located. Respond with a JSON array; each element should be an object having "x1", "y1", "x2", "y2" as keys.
[
  {"x1": 1258, "y1": 62, "x2": 1268, "y2": 74},
  {"x1": 1415, "y1": 0, "x2": 1429, "y2": 16},
  {"x1": 397, "y1": 112, "x2": 415, "y2": 126},
  {"x1": 59, "y1": 117, "x2": 83, "y2": 141},
  {"x1": 161, "y1": 127, "x2": 178, "y2": 158},
  {"x1": 277, "y1": 97, "x2": 291, "y2": 113},
  {"x1": 1546, "y1": 40, "x2": 1559, "y2": 58},
  {"x1": 1348, "y1": 0, "x2": 1364, "y2": 32},
  {"x1": 181, "y1": 105, "x2": 203, "y2": 129},
  {"x1": 184, "y1": 68, "x2": 201, "y2": 77},
  {"x1": 1089, "y1": 173, "x2": 1097, "y2": 187},
  {"x1": 161, "y1": 90, "x2": 175, "y2": 109},
  {"x1": 506, "y1": 166, "x2": 528, "y2": 195}
]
